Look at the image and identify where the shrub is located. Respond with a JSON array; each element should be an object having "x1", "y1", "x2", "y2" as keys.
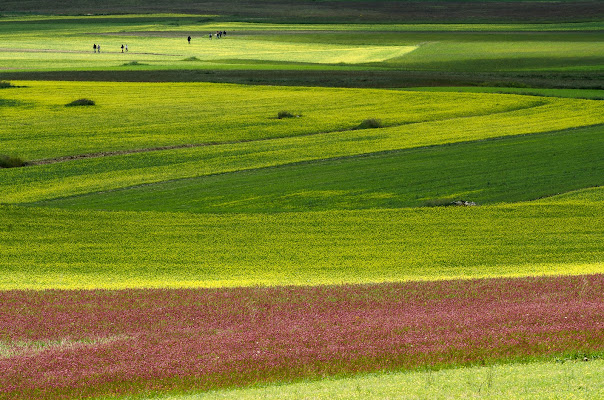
[
  {"x1": 183, "y1": 57, "x2": 200, "y2": 61},
  {"x1": 0, "y1": 81, "x2": 14, "y2": 89},
  {"x1": 65, "y1": 99, "x2": 95, "y2": 107},
  {"x1": 277, "y1": 110, "x2": 296, "y2": 119},
  {"x1": 122, "y1": 61, "x2": 146, "y2": 66},
  {"x1": 0, "y1": 154, "x2": 26, "y2": 168},
  {"x1": 356, "y1": 118, "x2": 383, "y2": 129}
]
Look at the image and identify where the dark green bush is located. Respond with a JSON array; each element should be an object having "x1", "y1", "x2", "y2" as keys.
[
  {"x1": 0, "y1": 81, "x2": 14, "y2": 89},
  {"x1": 0, "y1": 154, "x2": 26, "y2": 168},
  {"x1": 277, "y1": 110, "x2": 295, "y2": 119},
  {"x1": 66, "y1": 98, "x2": 95, "y2": 107},
  {"x1": 122, "y1": 61, "x2": 146, "y2": 66},
  {"x1": 356, "y1": 118, "x2": 383, "y2": 129}
]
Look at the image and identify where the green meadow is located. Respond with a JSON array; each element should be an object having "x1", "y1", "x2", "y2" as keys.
[
  {"x1": 1, "y1": 8, "x2": 603, "y2": 399},
  {"x1": 130, "y1": 358, "x2": 604, "y2": 400}
]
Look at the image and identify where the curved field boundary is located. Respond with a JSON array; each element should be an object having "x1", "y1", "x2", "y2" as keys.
[{"x1": 32, "y1": 124, "x2": 603, "y2": 213}]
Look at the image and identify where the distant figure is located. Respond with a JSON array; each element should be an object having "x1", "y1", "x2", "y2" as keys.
[
  {"x1": 209, "y1": 33, "x2": 212, "y2": 40},
  {"x1": 121, "y1": 44, "x2": 124, "y2": 53},
  {"x1": 93, "y1": 44, "x2": 97, "y2": 53},
  {"x1": 97, "y1": 44, "x2": 101, "y2": 53},
  {"x1": 223, "y1": 31, "x2": 227, "y2": 36},
  {"x1": 125, "y1": 44, "x2": 128, "y2": 52},
  {"x1": 188, "y1": 36, "x2": 191, "y2": 44}
]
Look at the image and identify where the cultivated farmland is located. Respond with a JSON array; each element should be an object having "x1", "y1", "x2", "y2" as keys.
[{"x1": 0, "y1": 7, "x2": 603, "y2": 400}]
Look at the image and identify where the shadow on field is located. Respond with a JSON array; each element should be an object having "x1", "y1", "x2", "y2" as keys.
[{"x1": 2, "y1": 69, "x2": 603, "y2": 89}]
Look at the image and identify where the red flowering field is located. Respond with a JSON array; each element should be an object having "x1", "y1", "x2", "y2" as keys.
[{"x1": 1, "y1": 274, "x2": 603, "y2": 399}]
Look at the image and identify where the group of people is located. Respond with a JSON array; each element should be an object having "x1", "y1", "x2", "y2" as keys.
[
  {"x1": 92, "y1": 44, "x2": 128, "y2": 53},
  {"x1": 93, "y1": 31, "x2": 230, "y2": 53},
  {"x1": 188, "y1": 31, "x2": 227, "y2": 42},
  {"x1": 210, "y1": 31, "x2": 227, "y2": 39}
]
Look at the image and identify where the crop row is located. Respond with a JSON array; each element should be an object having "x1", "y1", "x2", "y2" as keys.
[
  {"x1": 1, "y1": 201, "x2": 602, "y2": 290},
  {"x1": 1, "y1": 275, "x2": 603, "y2": 399}
]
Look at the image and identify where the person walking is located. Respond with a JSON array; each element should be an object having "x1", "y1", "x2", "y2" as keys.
[
  {"x1": 97, "y1": 44, "x2": 101, "y2": 53},
  {"x1": 188, "y1": 36, "x2": 191, "y2": 44},
  {"x1": 125, "y1": 44, "x2": 128, "y2": 52},
  {"x1": 121, "y1": 44, "x2": 124, "y2": 53},
  {"x1": 93, "y1": 44, "x2": 97, "y2": 53}
]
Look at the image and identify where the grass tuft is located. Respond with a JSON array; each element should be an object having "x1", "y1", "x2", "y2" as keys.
[
  {"x1": 182, "y1": 56, "x2": 200, "y2": 61},
  {"x1": 65, "y1": 98, "x2": 95, "y2": 107}
]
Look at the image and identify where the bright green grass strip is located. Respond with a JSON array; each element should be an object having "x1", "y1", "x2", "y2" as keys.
[
  {"x1": 0, "y1": 36, "x2": 415, "y2": 71},
  {"x1": 32, "y1": 125, "x2": 604, "y2": 213},
  {"x1": 127, "y1": 359, "x2": 604, "y2": 400},
  {"x1": 1, "y1": 202, "x2": 602, "y2": 290},
  {"x1": 380, "y1": 40, "x2": 604, "y2": 71}
]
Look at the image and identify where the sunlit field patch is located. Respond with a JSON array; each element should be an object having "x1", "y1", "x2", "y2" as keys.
[
  {"x1": 1, "y1": 201, "x2": 602, "y2": 290},
  {"x1": 1, "y1": 275, "x2": 603, "y2": 399}
]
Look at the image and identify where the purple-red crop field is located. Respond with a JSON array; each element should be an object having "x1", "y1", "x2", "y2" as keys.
[{"x1": 1, "y1": 274, "x2": 604, "y2": 399}]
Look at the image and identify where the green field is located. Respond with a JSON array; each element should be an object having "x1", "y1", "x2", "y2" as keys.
[
  {"x1": 1, "y1": 15, "x2": 602, "y2": 88},
  {"x1": 2, "y1": 199, "x2": 603, "y2": 290},
  {"x1": 1, "y1": 8, "x2": 604, "y2": 400},
  {"x1": 127, "y1": 358, "x2": 604, "y2": 400}
]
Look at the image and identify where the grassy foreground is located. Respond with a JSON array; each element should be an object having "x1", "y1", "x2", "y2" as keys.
[
  {"x1": 2, "y1": 276, "x2": 603, "y2": 399},
  {"x1": 135, "y1": 359, "x2": 604, "y2": 400}
]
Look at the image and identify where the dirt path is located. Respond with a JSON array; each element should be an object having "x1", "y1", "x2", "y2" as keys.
[{"x1": 27, "y1": 142, "x2": 230, "y2": 166}]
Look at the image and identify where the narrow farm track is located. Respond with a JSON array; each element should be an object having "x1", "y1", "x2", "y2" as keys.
[{"x1": 1, "y1": 275, "x2": 603, "y2": 399}]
